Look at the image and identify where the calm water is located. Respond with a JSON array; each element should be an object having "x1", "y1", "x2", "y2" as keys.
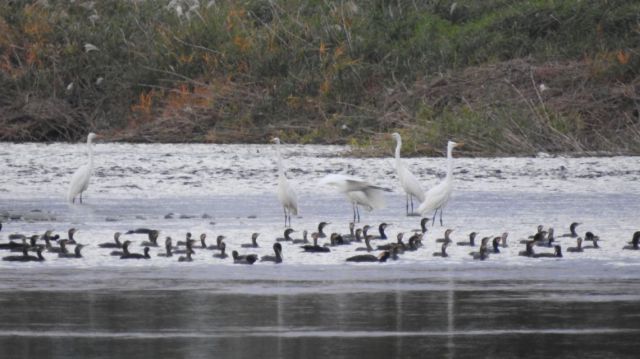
[{"x1": 1, "y1": 265, "x2": 640, "y2": 358}]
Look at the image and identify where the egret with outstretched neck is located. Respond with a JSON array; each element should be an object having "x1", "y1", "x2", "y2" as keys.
[
  {"x1": 418, "y1": 140, "x2": 462, "y2": 226},
  {"x1": 67, "y1": 132, "x2": 98, "y2": 204},
  {"x1": 391, "y1": 132, "x2": 425, "y2": 215},
  {"x1": 319, "y1": 174, "x2": 388, "y2": 222},
  {"x1": 272, "y1": 137, "x2": 298, "y2": 227}
]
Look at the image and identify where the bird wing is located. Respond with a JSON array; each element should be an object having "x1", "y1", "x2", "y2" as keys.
[
  {"x1": 347, "y1": 187, "x2": 386, "y2": 211},
  {"x1": 278, "y1": 176, "x2": 298, "y2": 215},
  {"x1": 397, "y1": 162, "x2": 425, "y2": 201},
  {"x1": 417, "y1": 180, "x2": 451, "y2": 214},
  {"x1": 67, "y1": 164, "x2": 91, "y2": 202}
]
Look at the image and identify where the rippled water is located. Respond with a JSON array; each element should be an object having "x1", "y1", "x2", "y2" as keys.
[{"x1": 1, "y1": 143, "x2": 639, "y2": 357}]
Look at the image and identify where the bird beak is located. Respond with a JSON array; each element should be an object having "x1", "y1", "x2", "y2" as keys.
[{"x1": 455, "y1": 142, "x2": 464, "y2": 148}]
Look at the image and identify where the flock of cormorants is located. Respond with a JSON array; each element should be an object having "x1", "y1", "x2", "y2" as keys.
[{"x1": 1, "y1": 220, "x2": 639, "y2": 264}]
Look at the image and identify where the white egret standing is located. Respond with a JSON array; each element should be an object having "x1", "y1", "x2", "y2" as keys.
[
  {"x1": 391, "y1": 132, "x2": 425, "y2": 215},
  {"x1": 319, "y1": 174, "x2": 388, "y2": 223},
  {"x1": 418, "y1": 140, "x2": 462, "y2": 226},
  {"x1": 67, "y1": 132, "x2": 98, "y2": 204},
  {"x1": 272, "y1": 137, "x2": 298, "y2": 227}
]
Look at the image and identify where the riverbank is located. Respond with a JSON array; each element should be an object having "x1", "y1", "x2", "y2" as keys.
[{"x1": 0, "y1": 1, "x2": 639, "y2": 156}]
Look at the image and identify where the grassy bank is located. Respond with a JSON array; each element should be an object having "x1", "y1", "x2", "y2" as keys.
[{"x1": 0, "y1": 0, "x2": 639, "y2": 156}]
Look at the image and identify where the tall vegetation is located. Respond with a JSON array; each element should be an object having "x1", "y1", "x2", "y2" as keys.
[{"x1": 0, "y1": 0, "x2": 639, "y2": 155}]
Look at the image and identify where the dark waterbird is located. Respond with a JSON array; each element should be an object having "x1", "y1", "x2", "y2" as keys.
[
  {"x1": 276, "y1": 228, "x2": 295, "y2": 242},
  {"x1": 490, "y1": 237, "x2": 501, "y2": 253},
  {"x1": 196, "y1": 233, "x2": 208, "y2": 249},
  {"x1": 178, "y1": 249, "x2": 194, "y2": 262},
  {"x1": 560, "y1": 222, "x2": 581, "y2": 238},
  {"x1": 370, "y1": 222, "x2": 389, "y2": 240},
  {"x1": 292, "y1": 230, "x2": 309, "y2": 244},
  {"x1": 3, "y1": 246, "x2": 45, "y2": 262},
  {"x1": 404, "y1": 235, "x2": 422, "y2": 251},
  {"x1": 436, "y1": 229, "x2": 454, "y2": 243},
  {"x1": 567, "y1": 237, "x2": 583, "y2": 253},
  {"x1": 317, "y1": 222, "x2": 330, "y2": 238},
  {"x1": 457, "y1": 231, "x2": 477, "y2": 246},
  {"x1": 158, "y1": 237, "x2": 173, "y2": 257},
  {"x1": 174, "y1": 236, "x2": 195, "y2": 255},
  {"x1": 232, "y1": 250, "x2": 258, "y2": 264},
  {"x1": 140, "y1": 230, "x2": 160, "y2": 247},
  {"x1": 302, "y1": 232, "x2": 330, "y2": 253},
  {"x1": 518, "y1": 241, "x2": 535, "y2": 257},
  {"x1": 0, "y1": 239, "x2": 25, "y2": 250},
  {"x1": 417, "y1": 218, "x2": 429, "y2": 234},
  {"x1": 3, "y1": 236, "x2": 34, "y2": 251},
  {"x1": 342, "y1": 222, "x2": 356, "y2": 241},
  {"x1": 42, "y1": 230, "x2": 60, "y2": 242},
  {"x1": 176, "y1": 232, "x2": 192, "y2": 246},
  {"x1": 121, "y1": 246, "x2": 150, "y2": 259},
  {"x1": 500, "y1": 232, "x2": 509, "y2": 248},
  {"x1": 125, "y1": 228, "x2": 155, "y2": 235},
  {"x1": 377, "y1": 233, "x2": 404, "y2": 251},
  {"x1": 213, "y1": 241, "x2": 228, "y2": 259},
  {"x1": 111, "y1": 240, "x2": 132, "y2": 256},
  {"x1": 261, "y1": 243, "x2": 283, "y2": 263},
  {"x1": 208, "y1": 235, "x2": 226, "y2": 250},
  {"x1": 470, "y1": 237, "x2": 491, "y2": 260},
  {"x1": 583, "y1": 232, "x2": 601, "y2": 248},
  {"x1": 10, "y1": 235, "x2": 39, "y2": 252},
  {"x1": 433, "y1": 241, "x2": 451, "y2": 258},
  {"x1": 346, "y1": 251, "x2": 391, "y2": 263},
  {"x1": 623, "y1": 232, "x2": 640, "y2": 250},
  {"x1": 99, "y1": 232, "x2": 122, "y2": 248},
  {"x1": 8, "y1": 233, "x2": 26, "y2": 241},
  {"x1": 241, "y1": 233, "x2": 260, "y2": 248},
  {"x1": 532, "y1": 245, "x2": 562, "y2": 258},
  {"x1": 63, "y1": 228, "x2": 79, "y2": 244},
  {"x1": 355, "y1": 235, "x2": 373, "y2": 252},
  {"x1": 326, "y1": 233, "x2": 349, "y2": 246},
  {"x1": 58, "y1": 244, "x2": 85, "y2": 258}
]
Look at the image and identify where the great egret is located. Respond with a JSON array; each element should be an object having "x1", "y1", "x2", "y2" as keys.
[
  {"x1": 272, "y1": 137, "x2": 298, "y2": 227},
  {"x1": 418, "y1": 140, "x2": 462, "y2": 226},
  {"x1": 391, "y1": 133, "x2": 425, "y2": 215},
  {"x1": 319, "y1": 174, "x2": 388, "y2": 223},
  {"x1": 67, "y1": 132, "x2": 98, "y2": 204}
]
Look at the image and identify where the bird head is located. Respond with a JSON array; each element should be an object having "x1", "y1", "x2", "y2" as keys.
[
  {"x1": 448, "y1": 140, "x2": 462, "y2": 149},
  {"x1": 391, "y1": 132, "x2": 401, "y2": 142},
  {"x1": 271, "y1": 137, "x2": 281, "y2": 144}
]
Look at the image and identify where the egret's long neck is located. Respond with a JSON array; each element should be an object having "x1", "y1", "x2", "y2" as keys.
[
  {"x1": 394, "y1": 138, "x2": 401, "y2": 162},
  {"x1": 87, "y1": 137, "x2": 94, "y2": 170},
  {"x1": 275, "y1": 144, "x2": 284, "y2": 176},
  {"x1": 445, "y1": 145, "x2": 454, "y2": 179}
]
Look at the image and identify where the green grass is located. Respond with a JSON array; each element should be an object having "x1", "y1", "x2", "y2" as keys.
[{"x1": 0, "y1": 0, "x2": 639, "y2": 155}]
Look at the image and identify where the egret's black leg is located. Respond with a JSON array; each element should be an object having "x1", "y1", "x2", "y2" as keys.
[
  {"x1": 406, "y1": 194, "x2": 409, "y2": 215},
  {"x1": 352, "y1": 203, "x2": 357, "y2": 223},
  {"x1": 439, "y1": 208, "x2": 444, "y2": 226},
  {"x1": 410, "y1": 195, "x2": 414, "y2": 214},
  {"x1": 356, "y1": 205, "x2": 361, "y2": 222},
  {"x1": 432, "y1": 208, "x2": 437, "y2": 226},
  {"x1": 80, "y1": 192, "x2": 83, "y2": 204},
  {"x1": 283, "y1": 207, "x2": 288, "y2": 227}
]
